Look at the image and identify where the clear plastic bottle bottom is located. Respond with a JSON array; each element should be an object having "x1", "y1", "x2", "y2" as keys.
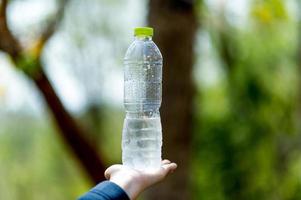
[{"x1": 122, "y1": 115, "x2": 162, "y2": 171}]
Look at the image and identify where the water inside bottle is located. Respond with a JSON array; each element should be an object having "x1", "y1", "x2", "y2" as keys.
[{"x1": 122, "y1": 116, "x2": 162, "y2": 171}]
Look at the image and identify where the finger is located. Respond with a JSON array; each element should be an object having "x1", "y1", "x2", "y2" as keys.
[
  {"x1": 170, "y1": 165, "x2": 177, "y2": 173},
  {"x1": 162, "y1": 159, "x2": 171, "y2": 165},
  {"x1": 162, "y1": 163, "x2": 177, "y2": 173},
  {"x1": 104, "y1": 164, "x2": 123, "y2": 180},
  {"x1": 155, "y1": 163, "x2": 177, "y2": 180}
]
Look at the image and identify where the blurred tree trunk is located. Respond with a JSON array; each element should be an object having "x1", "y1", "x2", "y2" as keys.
[
  {"x1": 147, "y1": 0, "x2": 198, "y2": 199},
  {"x1": 83, "y1": 104, "x2": 105, "y2": 146}
]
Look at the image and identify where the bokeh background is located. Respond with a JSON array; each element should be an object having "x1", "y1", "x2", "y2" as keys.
[{"x1": 0, "y1": 0, "x2": 300, "y2": 199}]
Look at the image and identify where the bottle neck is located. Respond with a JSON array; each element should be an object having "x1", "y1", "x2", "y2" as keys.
[{"x1": 135, "y1": 35, "x2": 152, "y2": 41}]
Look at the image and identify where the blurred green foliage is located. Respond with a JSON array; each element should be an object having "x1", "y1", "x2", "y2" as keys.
[
  {"x1": 0, "y1": 114, "x2": 90, "y2": 199},
  {"x1": 0, "y1": 108, "x2": 123, "y2": 199},
  {"x1": 193, "y1": 0, "x2": 301, "y2": 199}
]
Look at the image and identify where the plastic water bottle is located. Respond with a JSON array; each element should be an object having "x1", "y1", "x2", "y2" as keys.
[{"x1": 122, "y1": 27, "x2": 163, "y2": 171}]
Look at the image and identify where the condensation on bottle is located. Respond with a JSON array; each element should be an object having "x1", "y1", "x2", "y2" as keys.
[{"x1": 122, "y1": 27, "x2": 163, "y2": 171}]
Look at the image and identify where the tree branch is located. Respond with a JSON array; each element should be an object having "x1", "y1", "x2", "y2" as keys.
[
  {"x1": 34, "y1": 59, "x2": 106, "y2": 183},
  {"x1": 0, "y1": 0, "x2": 7, "y2": 15},
  {"x1": 0, "y1": 0, "x2": 22, "y2": 58},
  {"x1": 32, "y1": 0, "x2": 69, "y2": 57},
  {"x1": 0, "y1": 0, "x2": 106, "y2": 183}
]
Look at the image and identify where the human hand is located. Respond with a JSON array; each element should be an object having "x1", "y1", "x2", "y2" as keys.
[{"x1": 104, "y1": 159, "x2": 177, "y2": 200}]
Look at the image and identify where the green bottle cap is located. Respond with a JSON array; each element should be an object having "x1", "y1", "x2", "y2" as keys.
[{"x1": 134, "y1": 27, "x2": 154, "y2": 37}]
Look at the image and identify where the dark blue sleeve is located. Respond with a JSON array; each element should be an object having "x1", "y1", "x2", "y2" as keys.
[{"x1": 78, "y1": 181, "x2": 130, "y2": 200}]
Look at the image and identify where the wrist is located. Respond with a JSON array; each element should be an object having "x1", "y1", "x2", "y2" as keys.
[{"x1": 109, "y1": 176, "x2": 142, "y2": 200}]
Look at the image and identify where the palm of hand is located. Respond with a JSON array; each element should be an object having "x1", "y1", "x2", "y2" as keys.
[{"x1": 105, "y1": 160, "x2": 177, "y2": 200}]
